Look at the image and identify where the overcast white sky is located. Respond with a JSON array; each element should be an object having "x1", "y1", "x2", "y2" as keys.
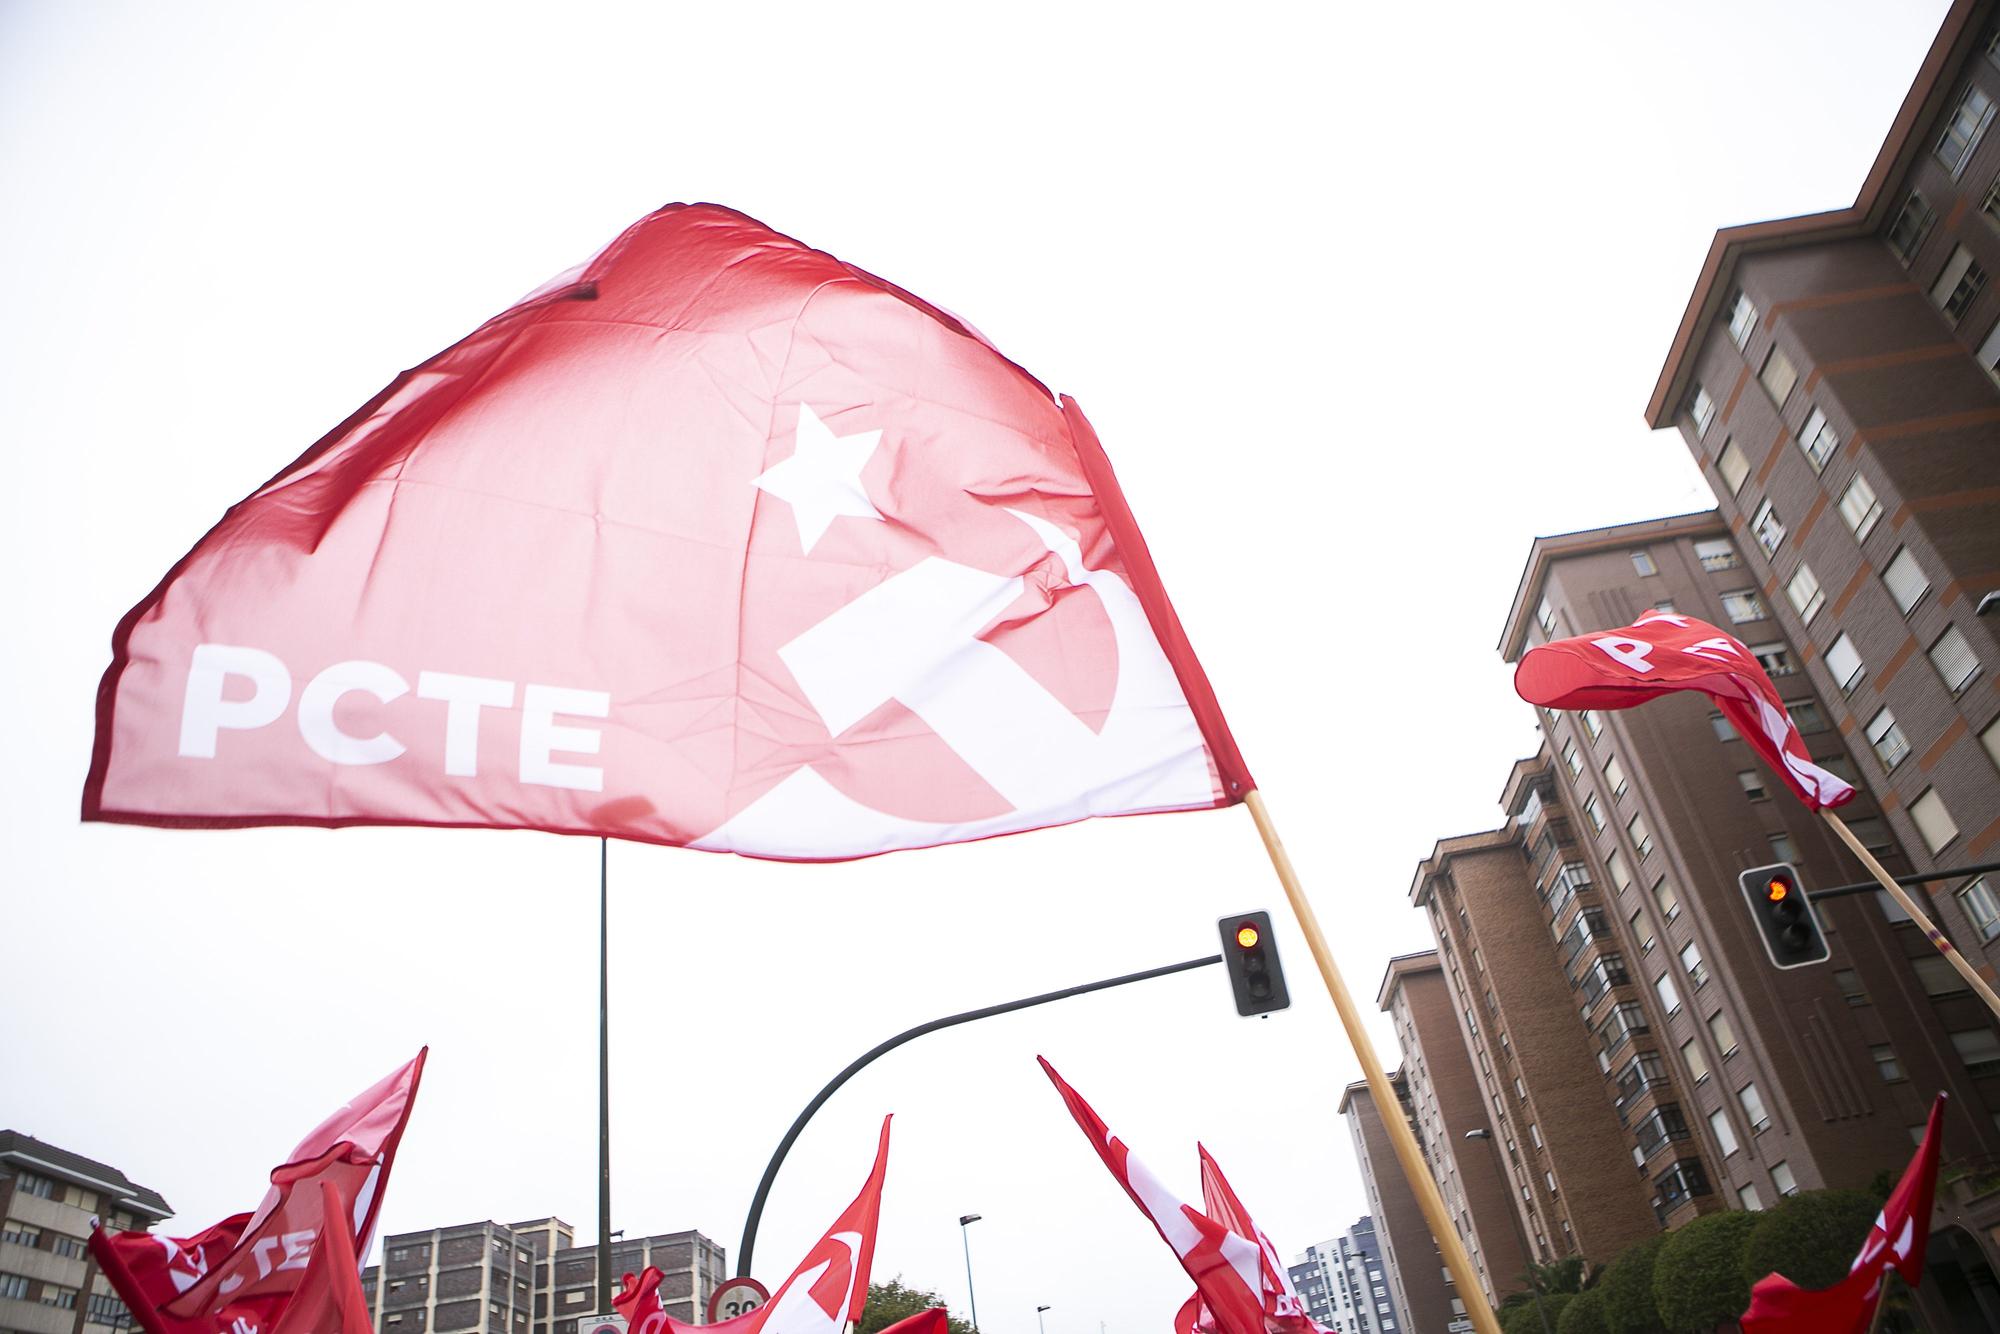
[{"x1": 0, "y1": 2, "x2": 1953, "y2": 1331}]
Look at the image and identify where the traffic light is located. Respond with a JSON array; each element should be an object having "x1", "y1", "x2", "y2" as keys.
[
  {"x1": 1218, "y1": 911, "x2": 1291, "y2": 1015},
  {"x1": 1738, "y1": 863, "x2": 1829, "y2": 969}
]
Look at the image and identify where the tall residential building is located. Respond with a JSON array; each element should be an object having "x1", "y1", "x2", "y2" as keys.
[
  {"x1": 1286, "y1": 1218, "x2": 1399, "y2": 1334},
  {"x1": 362, "y1": 1220, "x2": 725, "y2": 1334},
  {"x1": 1646, "y1": 0, "x2": 2000, "y2": 969},
  {"x1": 0, "y1": 1132, "x2": 171, "y2": 1334},
  {"x1": 1376, "y1": 953, "x2": 1529, "y2": 1310},
  {"x1": 1338, "y1": 1077, "x2": 1463, "y2": 1334},
  {"x1": 1495, "y1": 510, "x2": 2000, "y2": 1299}
]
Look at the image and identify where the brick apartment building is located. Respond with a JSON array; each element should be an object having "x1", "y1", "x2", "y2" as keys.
[
  {"x1": 1287, "y1": 1217, "x2": 1400, "y2": 1334},
  {"x1": 1337, "y1": 1077, "x2": 1466, "y2": 1334},
  {"x1": 1374, "y1": 954, "x2": 1527, "y2": 1312},
  {"x1": 361, "y1": 1219, "x2": 726, "y2": 1334},
  {"x1": 0, "y1": 1132, "x2": 169, "y2": 1334}
]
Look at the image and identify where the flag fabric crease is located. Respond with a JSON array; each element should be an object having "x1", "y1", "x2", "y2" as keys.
[{"x1": 84, "y1": 203, "x2": 1249, "y2": 860}]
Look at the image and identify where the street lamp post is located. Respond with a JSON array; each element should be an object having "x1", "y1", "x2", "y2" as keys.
[
  {"x1": 1037, "y1": 1306, "x2": 1051, "y2": 1334},
  {"x1": 1464, "y1": 1129, "x2": 1552, "y2": 1334},
  {"x1": 959, "y1": 1215, "x2": 982, "y2": 1334}
]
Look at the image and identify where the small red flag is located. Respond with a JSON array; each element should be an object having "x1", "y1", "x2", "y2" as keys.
[
  {"x1": 83, "y1": 203, "x2": 1250, "y2": 860},
  {"x1": 1741, "y1": 1093, "x2": 1946, "y2": 1332},
  {"x1": 1514, "y1": 610, "x2": 1854, "y2": 810},
  {"x1": 615, "y1": 1117, "x2": 891, "y2": 1334},
  {"x1": 91, "y1": 1050, "x2": 425, "y2": 1334},
  {"x1": 1039, "y1": 1058, "x2": 1326, "y2": 1334}
]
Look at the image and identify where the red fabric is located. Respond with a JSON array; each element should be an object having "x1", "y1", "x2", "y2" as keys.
[
  {"x1": 1039, "y1": 1059, "x2": 1328, "y2": 1334},
  {"x1": 616, "y1": 1118, "x2": 891, "y2": 1334},
  {"x1": 1741, "y1": 1093, "x2": 1946, "y2": 1332},
  {"x1": 268, "y1": 1183, "x2": 374, "y2": 1334},
  {"x1": 91, "y1": 1051, "x2": 425, "y2": 1334},
  {"x1": 83, "y1": 203, "x2": 1249, "y2": 861},
  {"x1": 1514, "y1": 610, "x2": 1855, "y2": 810}
]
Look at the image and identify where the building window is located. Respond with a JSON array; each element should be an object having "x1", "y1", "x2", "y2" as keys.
[
  {"x1": 1739, "y1": 1081, "x2": 1771, "y2": 1131},
  {"x1": 1752, "y1": 499, "x2": 1786, "y2": 556},
  {"x1": 1883, "y1": 548, "x2": 1930, "y2": 613},
  {"x1": 1605, "y1": 849, "x2": 1633, "y2": 895},
  {"x1": 1825, "y1": 634, "x2": 1866, "y2": 692},
  {"x1": 1759, "y1": 345, "x2": 1798, "y2": 406},
  {"x1": 1750, "y1": 642, "x2": 1795, "y2": 677},
  {"x1": 1911, "y1": 788, "x2": 1960, "y2": 853},
  {"x1": 1770, "y1": 831, "x2": 1799, "y2": 863},
  {"x1": 1636, "y1": 1104, "x2": 1692, "y2": 1157},
  {"x1": 1796, "y1": 407, "x2": 1839, "y2": 471},
  {"x1": 1681, "y1": 941, "x2": 1709, "y2": 988},
  {"x1": 1584, "y1": 709, "x2": 1605, "y2": 739},
  {"x1": 0, "y1": 1275, "x2": 28, "y2": 1300},
  {"x1": 1604, "y1": 753, "x2": 1629, "y2": 798},
  {"x1": 1708, "y1": 1107, "x2": 1741, "y2": 1156},
  {"x1": 1740, "y1": 1181, "x2": 1765, "y2": 1211},
  {"x1": 1888, "y1": 191, "x2": 1937, "y2": 262},
  {"x1": 1786, "y1": 563, "x2": 1825, "y2": 624},
  {"x1": 1771, "y1": 1161, "x2": 1799, "y2": 1197},
  {"x1": 1789, "y1": 698, "x2": 1829, "y2": 732},
  {"x1": 1628, "y1": 812, "x2": 1654, "y2": 857},
  {"x1": 1584, "y1": 793, "x2": 1605, "y2": 832},
  {"x1": 1655, "y1": 1159, "x2": 1713, "y2": 1210},
  {"x1": 1932, "y1": 245, "x2": 1989, "y2": 323},
  {"x1": 1632, "y1": 549, "x2": 1659, "y2": 576},
  {"x1": 1838, "y1": 472, "x2": 1883, "y2": 541},
  {"x1": 1866, "y1": 709, "x2": 1911, "y2": 770},
  {"x1": 1654, "y1": 877, "x2": 1680, "y2": 922},
  {"x1": 1538, "y1": 596, "x2": 1558, "y2": 635},
  {"x1": 1655, "y1": 972, "x2": 1683, "y2": 1015},
  {"x1": 1951, "y1": 1028, "x2": 2000, "y2": 1075},
  {"x1": 1738, "y1": 770, "x2": 1768, "y2": 801},
  {"x1": 1681, "y1": 1035, "x2": 1710, "y2": 1082},
  {"x1": 1690, "y1": 384, "x2": 1716, "y2": 437},
  {"x1": 1939, "y1": 86, "x2": 1997, "y2": 176},
  {"x1": 1728, "y1": 290, "x2": 1758, "y2": 347},
  {"x1": 1930, "y1": 625, "x2": 1982, "y2": 693},
  {"x1": 1873, "y1": 1045, "x2": 1903, "y2": 1082},
  {"x1": 1960, "y1": 878, "x2": 2000, "y2": 942},
  {"x1": 1709, "y1": 1010, "x2": 1739, "y2": 1055},
  {"x1": 1710, "y1": 712, "x2": 1739, "y2": 742},
  {"x1": 1695, "y1": 537, "x2": 1740, "y2": 571},
  {"x1": 1986, "y1": 715, "x2": 2000, "y2": 770},
  {"x1": 17, "y1": 1172, "x2": 54, "y2": 1200},
  {"x1": 1722, "y1": 589, "x2": 1766, "y2": 623},
  {"x1": 1833, "y1": 967, "x2": 1868, "y2": 1005}
]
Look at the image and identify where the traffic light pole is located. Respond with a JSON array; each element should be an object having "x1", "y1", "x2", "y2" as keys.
[
  {"x1": 733, "y1": 952, "x2": 1223, "y2": 1279},
  {"x1": 1823, "y1": 811, "x2": 2000, "y2": 1024},
  {"x1": 1803, "y1": 859, "x2": 2000, "y2": 902}
]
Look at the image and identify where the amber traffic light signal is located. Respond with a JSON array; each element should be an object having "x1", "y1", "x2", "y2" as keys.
[
  {"x1": 1738, "y1": 862, "x2": 1829, "y2": 969},
  {"x1": 1218, "y1": 910, "x2": 1290, "y2": 1015}
]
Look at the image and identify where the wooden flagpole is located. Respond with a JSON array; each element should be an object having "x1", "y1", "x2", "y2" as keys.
[
  {"x1": 1245, "y1": 791, "x2": 1503, "y2": 1334},
  {"x1": 1822, "y1": 809, "x2": 2000, "y2": 1023}
]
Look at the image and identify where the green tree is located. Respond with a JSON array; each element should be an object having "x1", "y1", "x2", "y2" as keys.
[
  {"x1": 1556, "y1": 1289, "x2": 1610, "y2": 1334},
  {"x1": 1501, "y1": 1292, "x2": 1574, "y2": 1334},
  {"x1": 856, "y1": 1279, "x2": 973, "y2": 1334},
  {"x1": 1739, "y1": 1189, "x2": 1880, "y2": 1292},
  {"x1": 1651, "y1": 1213, "x2": 1757, "y2": 1333},
  {"x1": 1599, "y1": 1232, "x2": 1667, "y2": 1334},
  {"x1": 1526, "y1": 1257, "x2": 1599, "y2": 1295}
]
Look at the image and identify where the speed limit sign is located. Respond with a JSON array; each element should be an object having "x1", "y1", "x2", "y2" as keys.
[{"x1": 708, "y1": 1278, "x2": 770, "y2": 1324}]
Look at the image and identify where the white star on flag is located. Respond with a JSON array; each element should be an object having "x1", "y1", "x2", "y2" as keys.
[{"x1": 753, "y1": 403, "x2": 885, "y2": 552}]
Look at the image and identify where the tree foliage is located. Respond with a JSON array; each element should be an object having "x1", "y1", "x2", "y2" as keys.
[
  {"x1": 1555, "y1": 1289, "x2": 1610, "y2": 1334},
  {"x1": 1739, "y1": 1189, "x2": 1881, "y2": 1292},
  {"x1": 857, "y1": 1279, "x2": 973, "y2": 1334},
  {"x1": 1500, "y1": 1292, "x2": 1573, "y2": 1334},
  {"x1": 1651, "y1": 1213, "x2": 1757, "y2": 1333},
  {"x1": 1528, "y1": 1257, "x2": 1599, "y2": 1296},
  {"x1": 1599, "y1": 1232, "x2": 1667, "y2": 1334}
]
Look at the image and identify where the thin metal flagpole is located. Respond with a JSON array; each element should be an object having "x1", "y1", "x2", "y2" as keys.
[
  {"x1": 1821, "y1": 809, "x2": 2000, "y2": 1023},
  {"x1": 1243, "y1": 791, "x2": 1503, "y2": 1334},
  {"x1": 599, "y1": 836, "x2": 614, "y2": 1314}
]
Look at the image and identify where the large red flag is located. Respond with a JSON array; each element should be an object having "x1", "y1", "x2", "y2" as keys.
[
  {"x1": 614, "y1": 1116, "x2": 891, "y2": 1334},
  {"x1": 1514, "y1": 610, "x2": 1854, "y2": 810},
  {"x1": 83, "y1": 204, "x2": 1250, "y2": 860},
  {"x1": 91, "y1": 1051, "x2": 425, "y2": 1334},
  {"x1": 1039, "y1": 1059, "x2": 1324, "y2": 1334},
  {"x1": 267, "y1": 1182, "x2": 374, "y2": 1334},
  {"x1": 1741, "y1": 1093, "x2": 1946, "y2": 1332}
]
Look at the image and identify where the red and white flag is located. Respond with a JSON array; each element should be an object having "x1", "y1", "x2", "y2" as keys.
[
  {"x1": 266, "y1": 1183, "x2": 374, "y2": 1334},
  {"x1": 614, "y1": 1116, "x2": 890, "y2": 1334},
  {"x1": 1039, "y1": 1059, "x2": 1328, "y2": 1334},
  {"x1": 1741, "y1": 1093, "x2": 1946, "y2": 1332},
  {"x1": 91, "y1": 1050, "x2": 426, "y2": 1334},
  {"x1": 1514, "y1": 610, "x2": 1854, "y2": 810},
  {"x1": 83, "y1": 203, "x2": 1250, "y2": 860}
]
